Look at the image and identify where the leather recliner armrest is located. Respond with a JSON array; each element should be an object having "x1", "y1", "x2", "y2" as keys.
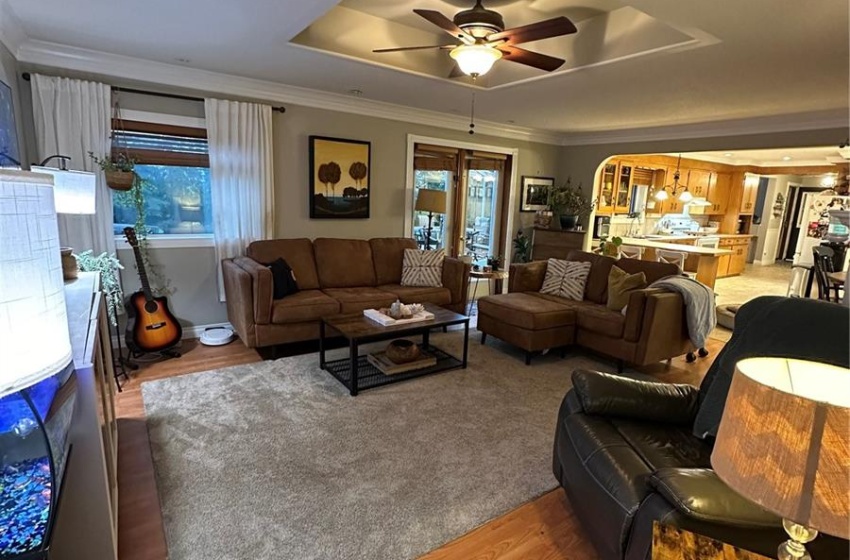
[
  {"x1": 571, "y1": 370, "x2": 699, "y2": 424},
  {"x1": 649, "y1": 468, "x2": 780, "y2": 528}
]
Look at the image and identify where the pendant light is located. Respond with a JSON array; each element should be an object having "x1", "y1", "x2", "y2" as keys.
[{"x1": 654, "y1": 154, "x2": 693, "y2": 202}]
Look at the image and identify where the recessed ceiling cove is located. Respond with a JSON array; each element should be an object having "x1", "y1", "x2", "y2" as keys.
[{"x1": 291, "y1": 0, "x2": 710, "y2": 89}]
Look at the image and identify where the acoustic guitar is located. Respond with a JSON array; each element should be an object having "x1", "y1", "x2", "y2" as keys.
[{"x1": 123, "y1": 227, "x2": 182, "y2": 354}]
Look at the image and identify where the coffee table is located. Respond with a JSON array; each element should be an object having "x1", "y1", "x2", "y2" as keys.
[{"x1": 319, "y1": 303, "x2": 470, "y2": 396}]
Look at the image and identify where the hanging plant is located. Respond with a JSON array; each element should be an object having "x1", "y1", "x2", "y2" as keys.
[
  {"x1": 89, "y1": 151, "x2": 138, "y2": 191},
  {"x1": 73, "y1": 251, "x2": 124, "y2": 326}
]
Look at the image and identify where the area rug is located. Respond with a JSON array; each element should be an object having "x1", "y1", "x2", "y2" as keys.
[{"x1": 142, "y1": 332, "x2": 621, "y2": 560}]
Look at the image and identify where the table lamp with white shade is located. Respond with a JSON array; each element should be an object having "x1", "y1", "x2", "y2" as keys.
[
  {"x1": 31, "y1": 157, "x2": 97, "y2": 280},
  {"x1": 415, "y1": 188, "x2": 447, "y2": 250},
  {"x1": 711, "y1": 357, "x2": 850, "y2": 560},
  {"x1": 0, "y1": 169, "x2": 76, "y2": 557}
]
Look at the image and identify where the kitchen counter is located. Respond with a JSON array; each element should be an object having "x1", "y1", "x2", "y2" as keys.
[
  {"x1": 620, "y1": 237, "x2": 733, "y2": 256},
  {"x1": 619, "y1": 237, "x2": 731, "y2": 288},
  {"x1": 631, "y1": 233, "x2": 754, "y2": 243}
]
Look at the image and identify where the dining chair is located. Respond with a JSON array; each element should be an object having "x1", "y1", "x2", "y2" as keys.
[
  {"x1": 655, "y1": 249, "x2": 687, "y2": 271},
  {"x1": 812, "y1": 246, "x2": 842, "y2": 302}
]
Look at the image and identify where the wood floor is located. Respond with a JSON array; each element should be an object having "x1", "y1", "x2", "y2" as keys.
[{"x1": 116, "y1": 336, "x2": 723, "y2": 560}]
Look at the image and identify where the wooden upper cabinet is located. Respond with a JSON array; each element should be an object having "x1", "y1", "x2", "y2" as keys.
[
  {"x1": 708, "y1": 172, "x2": 731, "y2": 215},
  {"x1": 614, "y1": 160, "x2": 634, "y2": 213},
  {"x1": 740, "y1": 180, "x2": 758, "y2": 215},
  {"x1": 597, "y1": 161, "x2": 617, "y2": 214},
  {"x1": 687, "y1": 169, "x2": 711, "y2": 198}
]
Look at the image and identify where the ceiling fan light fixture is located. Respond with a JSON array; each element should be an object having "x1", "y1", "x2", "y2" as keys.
[{"x1": 450, "y1": 44, "x2": 502, "y2": 77}]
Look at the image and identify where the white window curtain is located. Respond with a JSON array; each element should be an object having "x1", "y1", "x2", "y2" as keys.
[
  {"x1": 31, "y1": 74, "x2": 114, "y2": 257},
  {"x1": 205, "y1": 98, "x2": 274, "y2": 301}
]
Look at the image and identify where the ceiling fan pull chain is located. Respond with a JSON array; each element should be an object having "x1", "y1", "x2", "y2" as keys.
[{"x1": 469, "y1": 90, "x2": 476, "y2": 135}]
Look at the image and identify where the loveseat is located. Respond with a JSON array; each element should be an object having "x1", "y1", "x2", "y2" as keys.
[
  {"x1": 476, "y1": 250, "x2": 692, "y2": 367},
  {"x1": 553, "y1": 296, "x2": 850, "y2": 560},
  {"x1": 222, "y1": 237, "x2": 470, "y2": 348}
]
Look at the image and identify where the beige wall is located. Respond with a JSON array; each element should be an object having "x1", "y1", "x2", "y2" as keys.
[{"x1": 272, "y1": 104, "x2": 561, "y2": 240}]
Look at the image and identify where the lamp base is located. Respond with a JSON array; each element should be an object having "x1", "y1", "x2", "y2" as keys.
[
  {"x1": 60, "y1": 247, "x2": 78, "y2": 280},
  {"x1": 777, "y1": 519, "x2": 818, "y2": 560}
]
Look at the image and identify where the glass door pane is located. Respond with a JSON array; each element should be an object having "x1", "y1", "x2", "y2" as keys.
[
  {"x1": 413, "y1": 170, "x2": 450, "y2": 250},
  {"x1": 464, "y1": 169, "x2": 499, "y2": 263}
]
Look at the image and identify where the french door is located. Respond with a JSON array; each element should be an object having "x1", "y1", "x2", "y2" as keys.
[{"x1": 412, "y1": 142, "x2": 511, "y2": 263}]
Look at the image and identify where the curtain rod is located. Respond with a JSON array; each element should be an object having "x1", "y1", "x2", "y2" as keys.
[{"x1": 21, "y1": 73, "x2": 285, "y2": 113}]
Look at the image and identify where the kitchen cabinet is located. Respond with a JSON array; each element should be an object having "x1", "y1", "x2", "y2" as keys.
[
  {"x1": 717, "y1": 237, "x2": 751, "y2": 277},
  {"x1": 597, "y1": 162, "x2": 616, "y2": 214},
  {"x1": 717, "y1": 253, "x2": 731, "y2": 276},
  {"x1": 728, "y1": 243, "x2": 748, "y2": 274},
  {"x1": 687, "y1": 169, "x2": 711, "y2": 198},
  {"x1": 739, "y1": 180, "x2": 758, "y2": 215},
  {"x1": 614, "y1": 160, "x2": 634, "y2": 213},
  {"x1": 707, "y1": 172, "x2": 731, "y2": 215}
]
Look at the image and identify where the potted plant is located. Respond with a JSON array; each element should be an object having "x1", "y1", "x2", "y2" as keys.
[
  {"x1": 549, "y1": 178, "x2": 596, "y2": 230},
  {"x1": 486, "y1": 254, "x2": 504, "y2": 271},
  {"x1": 89, "y1": 151, "x2": 138, "y2": 191},
  {"x1": 73, "y1": 250, "x2": 124, "y2": 326},
  {"x1": 598, "y1": 236, "x2": 623, "y2": 258},
  {"x1": 512, "y1": 229, "x2": 531, "y2": 263}
]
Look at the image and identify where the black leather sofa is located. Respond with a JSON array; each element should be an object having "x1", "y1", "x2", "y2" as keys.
[{"x1": 552, "y1": 296, "x2": 850, "y2": 560}]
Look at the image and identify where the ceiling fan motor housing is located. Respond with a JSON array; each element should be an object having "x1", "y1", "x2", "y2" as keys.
[{"x1": 454, "y1": 1, "x2": 505, "y2": 38}]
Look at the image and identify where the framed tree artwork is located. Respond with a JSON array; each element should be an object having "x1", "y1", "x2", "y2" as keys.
[
  {"x1": 309, "y1": 136, "x2": 371, "y2": 219},
  {"x1": 519, "y1": 176, "x2": 554, "y2": 212}
]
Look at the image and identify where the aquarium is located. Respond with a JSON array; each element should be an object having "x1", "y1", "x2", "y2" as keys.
[{"x1": 0, "y1": 363, "x2": 76, "y2": 559}]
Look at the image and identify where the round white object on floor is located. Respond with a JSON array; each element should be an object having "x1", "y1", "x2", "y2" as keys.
[{"x1": 200, "y1": 327, "x2": 235, "y2": 346}]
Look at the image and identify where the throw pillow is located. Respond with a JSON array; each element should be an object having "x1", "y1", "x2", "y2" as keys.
[
  {"x1": 267, "y1": 258, "x2": 299, "y2": 299},
  {"x1": 606, "y1": 265, "x2": 647, "y2": 311},
  {"x1": 401, "y1": 248, "x2": 445, "y2": 287},
  {"x1": 540, "y1": 259, "x2": 591, "y2": 301}
]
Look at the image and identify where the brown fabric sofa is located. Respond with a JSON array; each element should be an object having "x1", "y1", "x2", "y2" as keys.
[
  {"x1": 222, "y1": 237, "x2": 470, "y2": 348},
  {"x1": 476, "y1": 250, "x2": 691, "y2": 367}
]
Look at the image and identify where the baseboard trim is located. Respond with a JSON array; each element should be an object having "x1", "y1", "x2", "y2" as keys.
[{"x1": 111, "y1": 321, "x2": 234, "y2": 349}]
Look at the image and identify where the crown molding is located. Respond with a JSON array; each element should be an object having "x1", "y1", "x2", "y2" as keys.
[
  {"x1": 17, "y1": 40, "x2": 564, "y2": 145},
  {"x1": 0, "y1": 0, "x2": 27, "y2": 56},
  {"x1": 560, "y1": 108, "x2": 849, "y2": 146}
]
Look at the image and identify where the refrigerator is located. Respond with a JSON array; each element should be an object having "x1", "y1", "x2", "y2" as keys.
[{"x1": 792, "y1": 193, "x2": 850, "y2": 266}]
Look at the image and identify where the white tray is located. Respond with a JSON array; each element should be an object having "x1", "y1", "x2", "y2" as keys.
[{"x1": 363, "y1": 308, "x2": 435, "y2": 326}]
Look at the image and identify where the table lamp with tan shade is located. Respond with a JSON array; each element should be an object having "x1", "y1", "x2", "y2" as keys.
[
  {"x1": 711, "y1": 357, "x2": 850, "y2": 560},
  {"x1": 415, "y1": 189, "x2": 447, "y2": 250}
]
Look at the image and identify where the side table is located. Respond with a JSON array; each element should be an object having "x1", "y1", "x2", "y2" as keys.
[
  {"x1": 652, "y1": 522, "x2": 771, "y2": 560},
  {"x1": 468, "y1": 269, "x2": 509, "y2": 314}
]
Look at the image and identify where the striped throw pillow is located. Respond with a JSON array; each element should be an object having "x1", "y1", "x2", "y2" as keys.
[
  {"x1": 401, "y1": 248, "x2": 445, "y2": 287},
  {"x1": 540, "y1": 259, "x2": 591, "y2": 301}
]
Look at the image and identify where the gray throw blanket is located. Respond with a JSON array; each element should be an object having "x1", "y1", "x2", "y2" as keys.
[{"x1": 649, "y1": 275, "x2": 716, "y2": 348}]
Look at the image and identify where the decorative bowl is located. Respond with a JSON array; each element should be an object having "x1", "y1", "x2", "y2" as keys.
[{"x1": 385, "y1": 340, "x2": 421, "y2": 364}]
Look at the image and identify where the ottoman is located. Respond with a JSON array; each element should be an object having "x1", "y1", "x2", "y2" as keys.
[{"x1": 476, "y1": 292, "x2": 577, "y2": 364}]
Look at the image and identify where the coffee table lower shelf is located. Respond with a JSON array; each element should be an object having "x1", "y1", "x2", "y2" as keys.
[{"x1": 323, "y1": 346, "x2": 462, "y2": 394}]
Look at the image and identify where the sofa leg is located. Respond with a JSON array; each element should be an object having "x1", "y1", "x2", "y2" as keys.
[
  {"x1": 480, "y1": 333, "x2": 487, "y2": 345},
  {"x1": 525, "y1": 351, "x2": 532, "y2": 365}
]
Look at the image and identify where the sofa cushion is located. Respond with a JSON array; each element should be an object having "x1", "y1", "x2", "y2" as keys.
[
  {"x1": 271, "y1": 289, "x2": 340, "y2": 324},
  {"x1": 565, "y1": 250, "x2": 617, "y2": 304},
  {"x1": 540, "y1": 259, "x2": 591, "y2": 300},
  {"x1": 577, "y1": 304, "x2": 626, "y2": 338},
  {"x1": 401, "y1": 248, "x2": 445, "y2": 287},
  {"x1": 314, "y1": 238, "x2": 376, "y2": 288},
  {"x1": 607, "y1": 265, "x2": 647, "y2": 311},
  {"x1": 377, "y1": 284, "x2": 452, "y2": 306},
  {"x1": 247, "y1": 238, "x2": 320, "y2": 290},
  {"x1": 477, "y1": 292, "x2": 576, "y2": 330},
  {"x1": 616, "y1": 257, "x2": 680, "y2": 285},
  {"x1": 370, "y1": 238, "x2": 418, "y2": 285},
  {"x1": 322, "y1": 287, "x2": 397, "y2": 314},
  {"x1": 611, "y1": 419, "x2": 713, "y2": 470}
]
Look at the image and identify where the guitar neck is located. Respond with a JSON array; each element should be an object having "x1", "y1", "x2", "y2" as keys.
[{"x1": 131, "y1": 245, "x2": 154, "y2": 301}]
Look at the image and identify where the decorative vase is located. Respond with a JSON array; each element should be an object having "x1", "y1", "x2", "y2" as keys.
[
  {"x1": 60, "y1": 247, "x2": 78, "y2": 280},
  {"x1": 559, "y1": 214, "x2": 579, "y2": 230},
  {"x1": 105, "y1": 170, "x2": 137, "y2": 191},
  {"x1": 385, "y1": 340, "x2": 421, "y2": 364}
]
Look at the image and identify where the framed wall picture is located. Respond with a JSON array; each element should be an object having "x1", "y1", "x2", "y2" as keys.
[
  {"x1": 309, "y1": 136, "x2": 371, "y2": 219},
  {"x1": 0, "y1": 79, "x2": 19, "y2": 168},
  {"x1": 520, "y1": 176, "x2": 554, "y2": 212}
]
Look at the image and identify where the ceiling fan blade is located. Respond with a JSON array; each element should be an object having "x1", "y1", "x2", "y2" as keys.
[
  {"x1": 448, "y1": 64, "x2": 465, "y2": 79},
  {"x1": 414, "y1": 9, "x2": 473, "y2": 42},
  {"x1": 373, "y1": 45, "x2": 454, "y2": 53},
  {"x1": 497, "y1": 45, "x2": 565, "y2": 72},
  {"x1": 487, "y1": 16, "x2": 577, "y2": 45}
]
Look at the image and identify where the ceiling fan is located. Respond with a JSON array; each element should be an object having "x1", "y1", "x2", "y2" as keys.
[{"x1": 373, "y1": 0, "x2": 577, "y2": 78}]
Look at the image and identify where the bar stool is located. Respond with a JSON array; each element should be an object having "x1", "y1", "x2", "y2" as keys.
[{"x1": 619, "y1": 245, "x2": 645, "y2": 260}]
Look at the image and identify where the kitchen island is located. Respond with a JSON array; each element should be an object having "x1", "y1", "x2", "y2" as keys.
[{"x1": 619, "y1": 237, "x2": 733, "y2": 288}]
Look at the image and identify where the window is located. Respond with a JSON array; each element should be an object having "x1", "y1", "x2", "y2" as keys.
[{"x1": 111, "y1": 120, "x2": 213, "y2": 236}]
